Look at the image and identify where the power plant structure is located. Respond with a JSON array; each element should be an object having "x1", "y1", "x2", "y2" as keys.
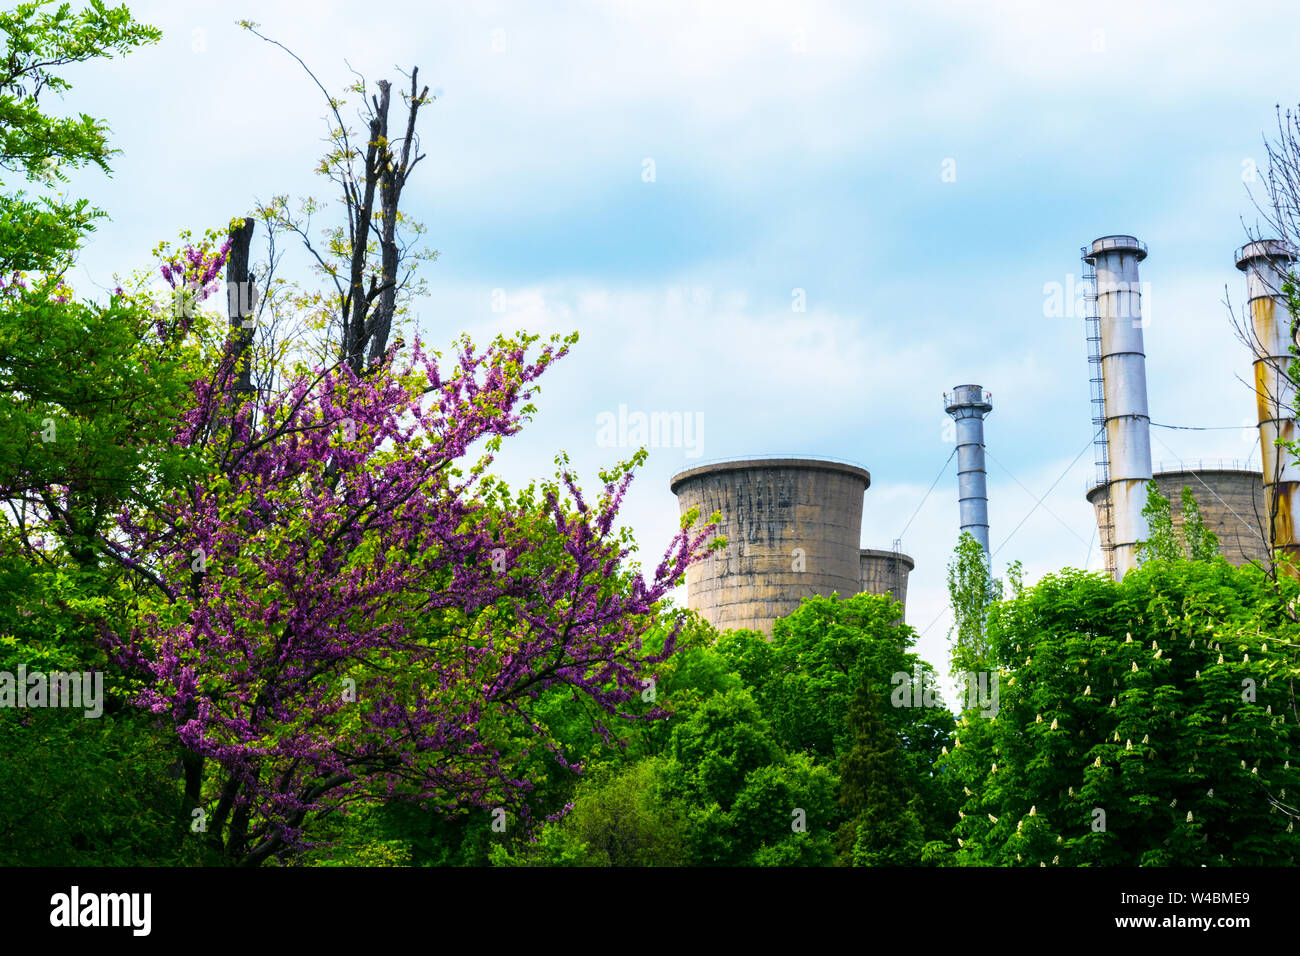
[
  {"x1": 944, "y1": 385, "x2": 993, "y2": 560},
  {"x1": 1081, "y1": 235, "x2": 1155, "y2": 578},
  {"x1": 1083, "y1": 234, "x2": 1292, "y2": 577},
  {"x1": 1237, "y1": 239, "x2": 1300, "y2": 568},
  {"x1": 669, "y1": 459, "x2": 913, "y2": 635},
  {"x1": 663, "y1": 233, "x2": 1300, "y2": 639}
]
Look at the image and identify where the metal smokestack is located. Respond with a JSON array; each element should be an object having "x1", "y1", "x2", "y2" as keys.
[
  {"x1": 1087, "y1": 235, "x2": 1153, "y2": 579},
  {"x1": 945, "y1": 384, "x2": 993, "y2": 559},
  {"x1": 1236, "y1": 239, "x2": 1300, "y2": 568}
]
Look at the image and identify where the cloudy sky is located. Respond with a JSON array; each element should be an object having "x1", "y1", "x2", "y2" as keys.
[{"x1": 51, "y1": 0, "x2": 1300, "y2": 674}]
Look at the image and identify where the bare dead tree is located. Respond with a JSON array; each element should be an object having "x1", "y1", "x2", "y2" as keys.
[{"x1": 240, "y1": 23, "x2": 436, "y2": 377}]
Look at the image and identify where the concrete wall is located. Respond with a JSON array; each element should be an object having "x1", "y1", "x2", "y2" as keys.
[
  {"x1": 670, "y1": 459, "x2": 872, "y2": 635},
  {"x1": 1088, "y1": 469, "x2": 1269, "y2": 568}
]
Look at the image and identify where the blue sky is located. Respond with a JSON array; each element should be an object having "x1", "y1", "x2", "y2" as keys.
[{"x1": 51, "y1": 0, "x2": 1300, "y2": 674}]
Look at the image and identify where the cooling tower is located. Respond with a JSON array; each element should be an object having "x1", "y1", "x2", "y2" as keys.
[
  {"x1": 669, "y1": 458, "x2": 872, "y2": 635},
  {"x1": 859, "y1": 548, "x2": 915, "y2": 619},
  {"x1": 1087, "y1": 467, "x2": 1268, "y2": 568}
]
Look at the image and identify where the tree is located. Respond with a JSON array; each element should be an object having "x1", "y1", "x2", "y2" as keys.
[
  {"x1": 491, "y1": 758, "x2": 689, "y2": 867},
  {"x1": 0, "y1": 1, "x2": 160, "y2": 275},
  {"x1": 79, "y1": 37, "x2": 721, "y2": 865},
  {"x1": 237, "y1": 21, "x2": 438, "y2": 378},
  {"x1": 0, "y1": 1, "x2": 174, "y2": 577},
  {"x1": 1181, "y1": 487, "x2": 1221, "y2": 562},
  {"x1": 943, "y1": 559, "x2": 1300, "y2": 866},
  {"x1": 0, "y1": 15, "x2": 719, "y2": 865},
  {"x1": 835, "y1": 675, "x2": 927, "y2": 866},
  {"x1": 102, "y1": 322, "x2": 715, "y2": 863},
  {"x1": 1137, "y1": 483, "x2": 1220, "y2": 564},
  {"x1": 718, "y1": 593, "x2": 957, "y2": 853},
  {"x1": 946, "y1": 531, "x2": 1000, "y2": 675},
  {"x1": 0, "y1": 2, "x2": 223, "y2": 867}
]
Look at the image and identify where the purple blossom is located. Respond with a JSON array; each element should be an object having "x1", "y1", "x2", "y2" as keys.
[{"x1": 102, "y1": 329, "x2": 716, "y2": 863}]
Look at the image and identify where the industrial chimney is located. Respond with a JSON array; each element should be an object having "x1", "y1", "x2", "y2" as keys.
[
  {"x1": 1236, "y1": 239, "x2": 1300, "y2": 568},
  {"x1": 1086, "y1": 235, "x2": 1153, "y2": 579},
  {"x1": 944, "y1": 385, "x2": 993, "y2": 559}
]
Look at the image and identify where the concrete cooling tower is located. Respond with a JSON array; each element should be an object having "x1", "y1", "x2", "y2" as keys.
[
  {"x1": 1088, "y1": 467, "x2": 1269, "y2": 567},
  {"x1": 669, "y1": 458, "x2": 912, "y2": 635}
]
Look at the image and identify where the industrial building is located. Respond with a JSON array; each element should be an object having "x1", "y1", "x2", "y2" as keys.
[
  {"x1": 944, "y1": 385, "x2": 993, "y2": 561},
  {"x1": 667, "y1": 232, "x2": 1300, "y2": 638},
  {"x1": 1082, "y1": 234, "x2": 1295, "y2": 577},
  {"x1": 669, "y1": 458, "x2": 912, "y2": 635}
]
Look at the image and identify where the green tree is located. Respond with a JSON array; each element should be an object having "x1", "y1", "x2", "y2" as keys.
[
  {"x1": 491, "y1": 594, "x2": 958, "y2": 868},
  {"x1": 836, "y1": 675, "x2": 927, "y2": 866},
  {"x1": 944, "y1": 559, "x2": 1300, "y2": 866},
  {"x1": 1138, "y1": 483, "x2": 1220, "y2": 564},
  {"x1": 491, "y1": 758, "x2": 689, "y2": 867},
  {"x1": 0, "y1": 0, "x2": 160, "y2": 274},
  {"x1": 719, "y1": 593, "x2": 957, "y2": 854},
  {"x1": 1181, "y1": 487, "x2": 1221, "y2": 561},
  {"x1": 947, "y1": 532, "x2": 1000, "y2": 675},
  {"x1": 0, "y1": 2, "x2": 217, "y2": 867}
]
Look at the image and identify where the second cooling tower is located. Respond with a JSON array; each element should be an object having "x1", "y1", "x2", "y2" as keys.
[{"x1": 670, "y1": 458, "x2": 874, "y2": 634}]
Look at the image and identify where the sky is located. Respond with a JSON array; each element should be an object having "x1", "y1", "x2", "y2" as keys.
[{"x1": 46, "y1": 0, "x2": 1300, "y2": 676}]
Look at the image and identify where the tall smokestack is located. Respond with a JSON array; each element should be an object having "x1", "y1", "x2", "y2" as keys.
[
  {"x1": 1088, "y1": 235, "x2": 1153, "y2": 579},
  {"x1": 1236, "y1": 239, "x2": 1300, "y2": 569},
  {"x1": 945, "y1": 384, "x2": 993, "y2": 559}
]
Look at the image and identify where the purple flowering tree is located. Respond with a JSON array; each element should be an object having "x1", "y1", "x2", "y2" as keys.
[{"x1": 102, "y1": 241, "x2": 716, "y2": 866}]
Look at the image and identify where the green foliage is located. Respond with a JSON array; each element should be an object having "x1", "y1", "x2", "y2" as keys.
[
  {"x1": 0, "y1": 1, "x2": 161, "y2": 272},
  {"x1": 0, "y1": 706, "x2": 201, "y2": 866},
  {"x1": 1138, "y1": 481, "x2": 1180, "y2": 563},
  {"x1": 947, "y1": 532, "x2": 1000, "y2": 674},
  {"x1": 723, "y1": 593, "x2": 951, "y2": 765},
  {"x1": 493, "y1": 593, "x2": 957, "y2": 867},
  {"x1": 943, "y1": 560, "x2": 1300, "y2": 866},
  {"x1": 288, "y1": 802, "x2": 506, "y2": 867},
  {"x1": 0, "y1": 1, "x2": 200, "y2": 594},
  {"x1": 1181, "y1": 487, "x2": 1221, "y2": 561},
  {"x1": 836, "y1": 675, "x2": 928, "y2": 866},
  {"x1": 0, "y1": 2, "x2": 206, "y2": 867},
  {"x1": 1138, "y1": 483, "x2": 1220, "y2": 565},
  {"x1": 495, "y1": 759, "x2": 689, "y2": 867}
]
